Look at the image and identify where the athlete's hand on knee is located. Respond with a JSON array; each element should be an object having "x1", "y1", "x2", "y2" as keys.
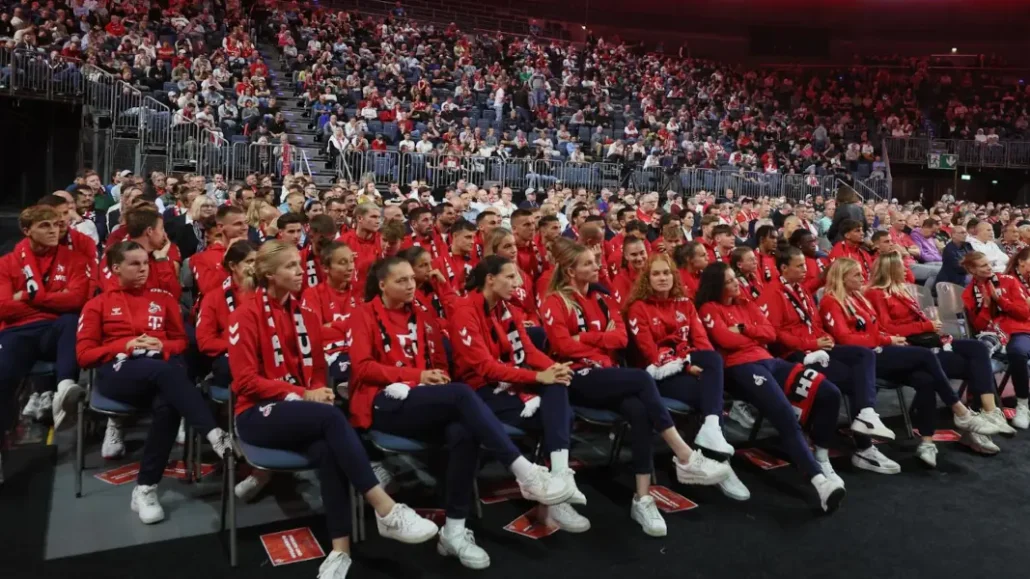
[
  {"x1": 816, "y1": 336, "x2": 834, "y2": 350},
  {"x1": 420, "y1": 369, "x2": 449, "y2": 385},
  {"x1": 687, "y1": 365, "x2": 703, "y2": 377},
  {"x1": 303, "y1": 387, "x2": 335, "y2": 404},
  {"x1": 890, "y1": 336, "x2": 908, "y2": 346}
]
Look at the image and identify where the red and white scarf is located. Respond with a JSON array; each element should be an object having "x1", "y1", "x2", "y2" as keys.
[
  {"x1": 780, "y1": 277, "x2": 814, "y2": 332},
  {"x1": 972, "y1": 276, "x2": 1009, "y2": 345},
  {"x1": 480, "y1": 295, "x2": 538, "y2": 409},
  {"x1": 17, "y1": 240, "x2": 73, "y2": 301},
  {"x1": 281, "y1": 141, "x2": 293, "y2": 175},
  {"x1": 370, "y1": 296, "x2": 435, "y2": 387},
  {"x1": 258, "y1": 289, "x2": 314, "y2": 386}
]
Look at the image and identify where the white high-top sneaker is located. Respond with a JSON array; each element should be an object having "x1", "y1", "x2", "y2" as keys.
[
  {"x1": 101, "y1": 419, "x2": 125, "y2": 459},
  {"x1": 130, "y1": 484, "x2": 165, "y2": 524}
]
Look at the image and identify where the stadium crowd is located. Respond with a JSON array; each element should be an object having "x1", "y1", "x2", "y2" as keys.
[
  {"x1": 4, "y1": 1, "x2": 1030, "y2": 578},
  {"x1": 4, "y1": 162, "x2": 1030, "y2": 577}
]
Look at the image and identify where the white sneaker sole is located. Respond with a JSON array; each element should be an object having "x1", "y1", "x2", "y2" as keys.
[
  {"x1": 131, "y1": 503, "x2": 165, "y2": 525},
  {"x1": 52, "y1": 384, "x2": 84, "y2": 430},
  {"x1": 378, "y1": 523, "x2": 439, "y2": 544},
  {"x1": 821, "y1": 487, "x2": 846, "y2": 513},
  {"x1": 436, "y1": 541, "x2": 490, "y2": 569},
  {"x1": 959, "y1": 435, "x2": 1000, "y2": 456},
  {"x1": 520, "y1": 483, "x2": 576, "y2": 506},
  {"x1": 101, "y1": 448, "x2": 125, "y2": 460},
  {"x1": 850, "y1": 455, "x2": 901, "y2": 475},
  {"x1": 718, "y1": 480, "x2": 751, "y2": 501}
]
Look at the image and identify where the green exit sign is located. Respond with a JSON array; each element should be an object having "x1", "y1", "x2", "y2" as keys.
[{"x1": 928, "y1": 153, "x2": 959, "y2": 170}]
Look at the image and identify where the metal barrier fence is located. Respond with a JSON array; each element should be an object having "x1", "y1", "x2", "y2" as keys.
[
  {"x1": 327, "y1": 151, "x2": 890, "y2": 201},
  {"x1": 0, "y1": 48, "x2": 84, "y2": 99},
  {"x1": 82, "y1": 64, "x2": 117, "y2": 116},
  {"x1": 885, "y1": 137, "x2": 1030, "y2": 169},
  {"x1": 228, "y1": 141, "x2": 303, "y2": 181},
  {"x1": 167, "y1": 119, "x2": 229, "y2": 178}
]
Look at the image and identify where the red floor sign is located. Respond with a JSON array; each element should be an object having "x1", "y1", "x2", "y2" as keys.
[
  {"x1": 504, "y1": 508, "x2": 559, "y2": 540},
  {"x1": 95, "y1": 462, "x2": 141, "y2": 485},
  {"x1": 912, "y1": 429, "x2": 961, "y2": 442},
  {"x1": 163, "y1": 460, "x2": 216, "y2": 480},
  {"x1": 478, "y1": 478, "x2": 523, "y2": 504},
  {"x1": 261, "y1": 527, "x2": 325, "y2": 566},
  {"x1": 648, "y1": 486, "x2": 698, "y2": 513},
  {"x1": 413, "y1": 508, "x2": 446, "y2": 526},
  {"x1": 736, "y1": 448, "x2": 789, "y2": 470}
]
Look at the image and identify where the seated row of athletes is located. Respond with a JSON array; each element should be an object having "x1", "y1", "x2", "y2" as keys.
[{"x1": 5, "y1": 196, "x2": 1028, "y2": 574}]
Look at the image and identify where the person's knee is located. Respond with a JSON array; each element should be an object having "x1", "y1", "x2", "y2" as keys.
[{"x1": 690, "y1": 349, "x2": 723, "y2": 371}]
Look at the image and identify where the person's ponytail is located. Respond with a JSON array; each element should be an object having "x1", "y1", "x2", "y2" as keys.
[{"x1": 465, "y1": 255, "x2": 510, "y2": 293}]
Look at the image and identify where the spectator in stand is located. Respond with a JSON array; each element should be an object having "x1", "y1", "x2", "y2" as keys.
[{"x1": 967, "y1": 220, "x2": 1009, "y2": 273}]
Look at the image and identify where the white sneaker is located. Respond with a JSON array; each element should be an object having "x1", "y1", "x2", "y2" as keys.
[
  {"x1": 811, "y1": 473, "x2": 846, "y2": 513},
  {"x1": 953, "y1": 410, "x2": 1002, "y2": 435},
  {"x1": 546, "y1": 503, "x2": 591, "y2": 533},
  {"x1": 851, "y1": 408, "x2": 896, "y2": 440},
  {"x1": 437, "y1": 527, "x2": 491, "y2": 569},
  {"x1": 694, "y1": 420, "x2": 735, "y2": 455},
  {"x1": 318, "y1": 551, "x2": 352, "y2": 579},
  {"x1": 983, "y1": 407, "x2": 1017, "y2": 435},
  {"x1": 851, "y1": 446, "x2": 901, "y2": 474},
  {"x1": 916, "y1": 441, "x2": 938, "y2": 468},
  {"x1": 1012, "y1": 400, "x2": 1030, "y2": 430},
  {"x1": 517, "y1": 464, "x2": 574, "y2": 505},
  {"x1": 21, "y1": 392, "x2": 41, "y2": 419},
  {"x1": 102, "y1": 420, "x2": 125, "y2": 459},
  {"x1": 130, "y1": 484, "x2": 165, "y2": 524},
  {"x1": 717, "y1": 469, "x2": 751, "y2": 501},
  {"x1": 376, "y1": 503, "x2": 439, "y2": 544},
  {"x1": 36, "y1": 391, "x2": 53, "y2": 420},
  {"x1": 52, "y1": 379, "x2": 84, "y2": 430},
  {"x1": 371, "y1": 460, "x2": 398, "y2": 494},
  {"x1": 817, "y1": 459, "x2": 844, "y2": 487},
  {"x1": 207, "y1": 428, "x2": 236, "y2": 459},
  {"x1": 674, "y1": 451, "x2": 731, "y2": 485},
  {"x1": 175, "y1": 420, "x2": 186, "y2": 445},
  {"x1": 729, "y1": 400, "x2": 757, "y2": 429},
  {"x1": 234, "y1": 471, "x2": 272, "y2": 502},
  {"x1": 959, "y1": 431, "x2": 1000, "y2": 455},
  {"x1": 630, "y1": 494, "x2": 667, "y2": 537},
  {"x1": 554, "y1": 468, "x2": 586, "y2": 505}
]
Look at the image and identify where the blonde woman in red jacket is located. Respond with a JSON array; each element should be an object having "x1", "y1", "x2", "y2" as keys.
[
  {"x1": 229, "y1": 241, "x2": 439, "y2": 579},
  {"x1": 867, "y1": 252, "x2": 1015, "y2": 455},
  {"x1": 77, "y1": 241, "x2": 232, "y2": 525},
  {"x1": 624, "y1": 253, "x2": 750, "y2": 502},
  {"x1": 453, "y1": 255, "x2": 591, "y2": 534},
  {"x1": 694, "y1": 262, "x2": 845, "y2": 514},
  {"x1": 821, "y1": 257, "x2": 1000, "y2": 468},
  {"x1": 349, "y1": 256, "x2": 573, "y2": 570},
  {"x1": 541, "y1": 238, "x2": 730, "y2": 537}
]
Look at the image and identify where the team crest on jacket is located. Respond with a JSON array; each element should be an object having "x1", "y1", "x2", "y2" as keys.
[
  {"x1": 148, "y1": 302, "x2": 161, "y2": 314},
  {"x1": 675, "y1": 311, "x2": 687, "y2": 323},
  {"x1": 753, "y1": 374, "x2": 767, "y2": 386},
  {"x1": 110, "y1": 307, "x2": 122, "y2": 316}
]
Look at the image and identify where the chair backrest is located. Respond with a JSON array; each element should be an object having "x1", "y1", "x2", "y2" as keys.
[{"x1": 936, "y1": 281, "x2": 971, "y2": 338}]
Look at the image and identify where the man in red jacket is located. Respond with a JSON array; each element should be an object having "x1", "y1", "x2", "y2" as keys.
[
  {"x1": 401, "y1": 207, "x2": 447, "y2": 260},
  {"x1": 828, "y1": 219, "x2": 874, "y2": 280},
  {"x1": 434, "y1": 220, "x2": 477, "y2": 295},
  {"x1": 0, "y1": 206, "x2": 91, "y2": 439},
  {"x1": 190, "y1": 205, "x2": 249, "y2": 298},
  {"x1": 100, "y1": 209, "x2": 182, "y2": 299},
  {"x1": 339, "y1": 202, "x2": 385, "y2": 291},
  {"x1": 511, "y1": 209, "x2": 542, "y2": 281}
]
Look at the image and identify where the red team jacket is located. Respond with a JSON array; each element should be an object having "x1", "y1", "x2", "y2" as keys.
[
  {"x1": 100, "y1": 248, "x2": 182, "y2": 300},
  {"x1": 540, "y1": 289, "x2": 626, "y2": 368},
  {"x1": 348, "y1": 301, "x2": 450, "y2": 428},
  {"x1": 339, "y1": 230, "x2": 384, "y2": 291},
  {"x1": 697, "y1": 300, "x2": 776, "y2": 367},
  {"x1": 818, "y1": 293, "x2": 892, "y2": 349},
  {"x1": 625, "y1": 296, "x2": 713, "y2": 368},
  {"x1": 449, "y1": 292, "x2": 554, "y2": 389},
  {"x1": 864, "y1": 287, "x2": 936, "y2": 337},
  {"x1": 228, "y1": 293, "x2": 329, "y2": 416},
  {"x1": 76, "y1": 287, "x2": 187, "y2": 367},
  {"x1": 301, "y1": 282, "x2": 360, "y2": 357},
  {"x1": 190, "y1": 243, "x2": 229, "y2": 297},
  {"x1": 0, "y1": 239, "x2": 91, "y2": 331},
  {"x1": 755, "y1": 278, "x2": 831, "y2": 358},
  {"x1": 963, "y1": 274, "x2": 1030, "y2": 337},
  {"x1": 195, "y1": 280, "x2": 249, "y2": 357}
]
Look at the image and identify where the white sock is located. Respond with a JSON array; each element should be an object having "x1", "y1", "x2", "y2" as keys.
[
  {"x1": 206, "y1": 427, "x2": 226, "y2": 446},
  {"x1": 1018, "y1": 398, "x2": 1029, "y2": 408},
  {"x1": 814, "y1": 447, "x2": 829, "y2": 463},
  {"x1": 509, "y1": 456, "x2": 535, "y2": 481},
  {"x1": 550, "y1": 449, "x2": 569, "y2": 473},
  {"x1": 443, "y1": 517, "x2": 466, "y2": 535},
  {"x1": 703, "y1": 415, "x2": 721, "y2": 428}
]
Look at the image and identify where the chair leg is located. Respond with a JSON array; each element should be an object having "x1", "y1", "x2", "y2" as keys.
[
  {"x1": 607, "y1": 426, "x2": 624, "y2": 468},
  {"x1": 895, "y1": 389, "x2": 914, "y2": 439},
  {"x1": 182, "y1": 428, "x2": 193, "y2": 485},
  {"x1": 350, "y1": 484, "x2": 359, "y2": 545},
  {"x1": 358, "y1": 493, "x2": 367, "y2": 541},
  {"x1": 75, "y1": 399, "x2": 84, "y2": 498},
  {"x1": 219, "y1": 458, "x2": 228, "y2": 533},
  {"x1": 748, "y1": 414, "x2": 764, "y2": 442},
  {"x1": 228, "y1": 454, "x2": 237, "y2": 567},
  {"x1": 473, "y1": 478, "x2": 483, "y2": 519}
]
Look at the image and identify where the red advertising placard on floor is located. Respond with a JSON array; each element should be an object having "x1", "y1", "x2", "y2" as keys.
[
  {"x1": 912, "y1": 429, "x2": 961, "y2": 442},
  {"x1": 261, "y1": 527, "x2": 325, "y2": 566},
  {"x1": 413, "y1": 508, "x2": 446, "y2": 526},
  {"x1": 648, "y1": 485, "x2": 698, "y2": 513},
  {"x1": 95, "y1": 462, "x2": 141, "y2": 485},
  {"x1": 504, "y1": 508, "x2": 559, "y2": 540},
  {"x1": 478, "y1": 478, "x2": 522, "y2": 504},
  {"x1": 163, "y1": 460, "x2": 216, "y2": 480},
  {"x1": 736, "y1": 448, "x2": 789, "y2": 470}
]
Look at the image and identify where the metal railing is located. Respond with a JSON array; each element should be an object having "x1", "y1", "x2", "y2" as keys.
[
  {"x1": 885, "y1": 137, "x2": 1030, "y2": 169},
  {"x1": 168, "y1": 118, "x2": 229, "y2": 178},
  {"x1": 329, "y1": 151, "x2": 890, "y2": 201},
  {"x1": 228, "y1": 141, "x2": 302, "y2": 181},
  {"x1": 0, "y1": 48, "x2": 84, "y2": 100}
]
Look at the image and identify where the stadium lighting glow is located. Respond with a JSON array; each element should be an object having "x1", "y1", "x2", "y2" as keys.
[
  {"x1": 961, "y1": 174, "x2": 972, "y2": 181},
  {"x1": 951, "y1": 47, "x2": 958, "y2": 53}
]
